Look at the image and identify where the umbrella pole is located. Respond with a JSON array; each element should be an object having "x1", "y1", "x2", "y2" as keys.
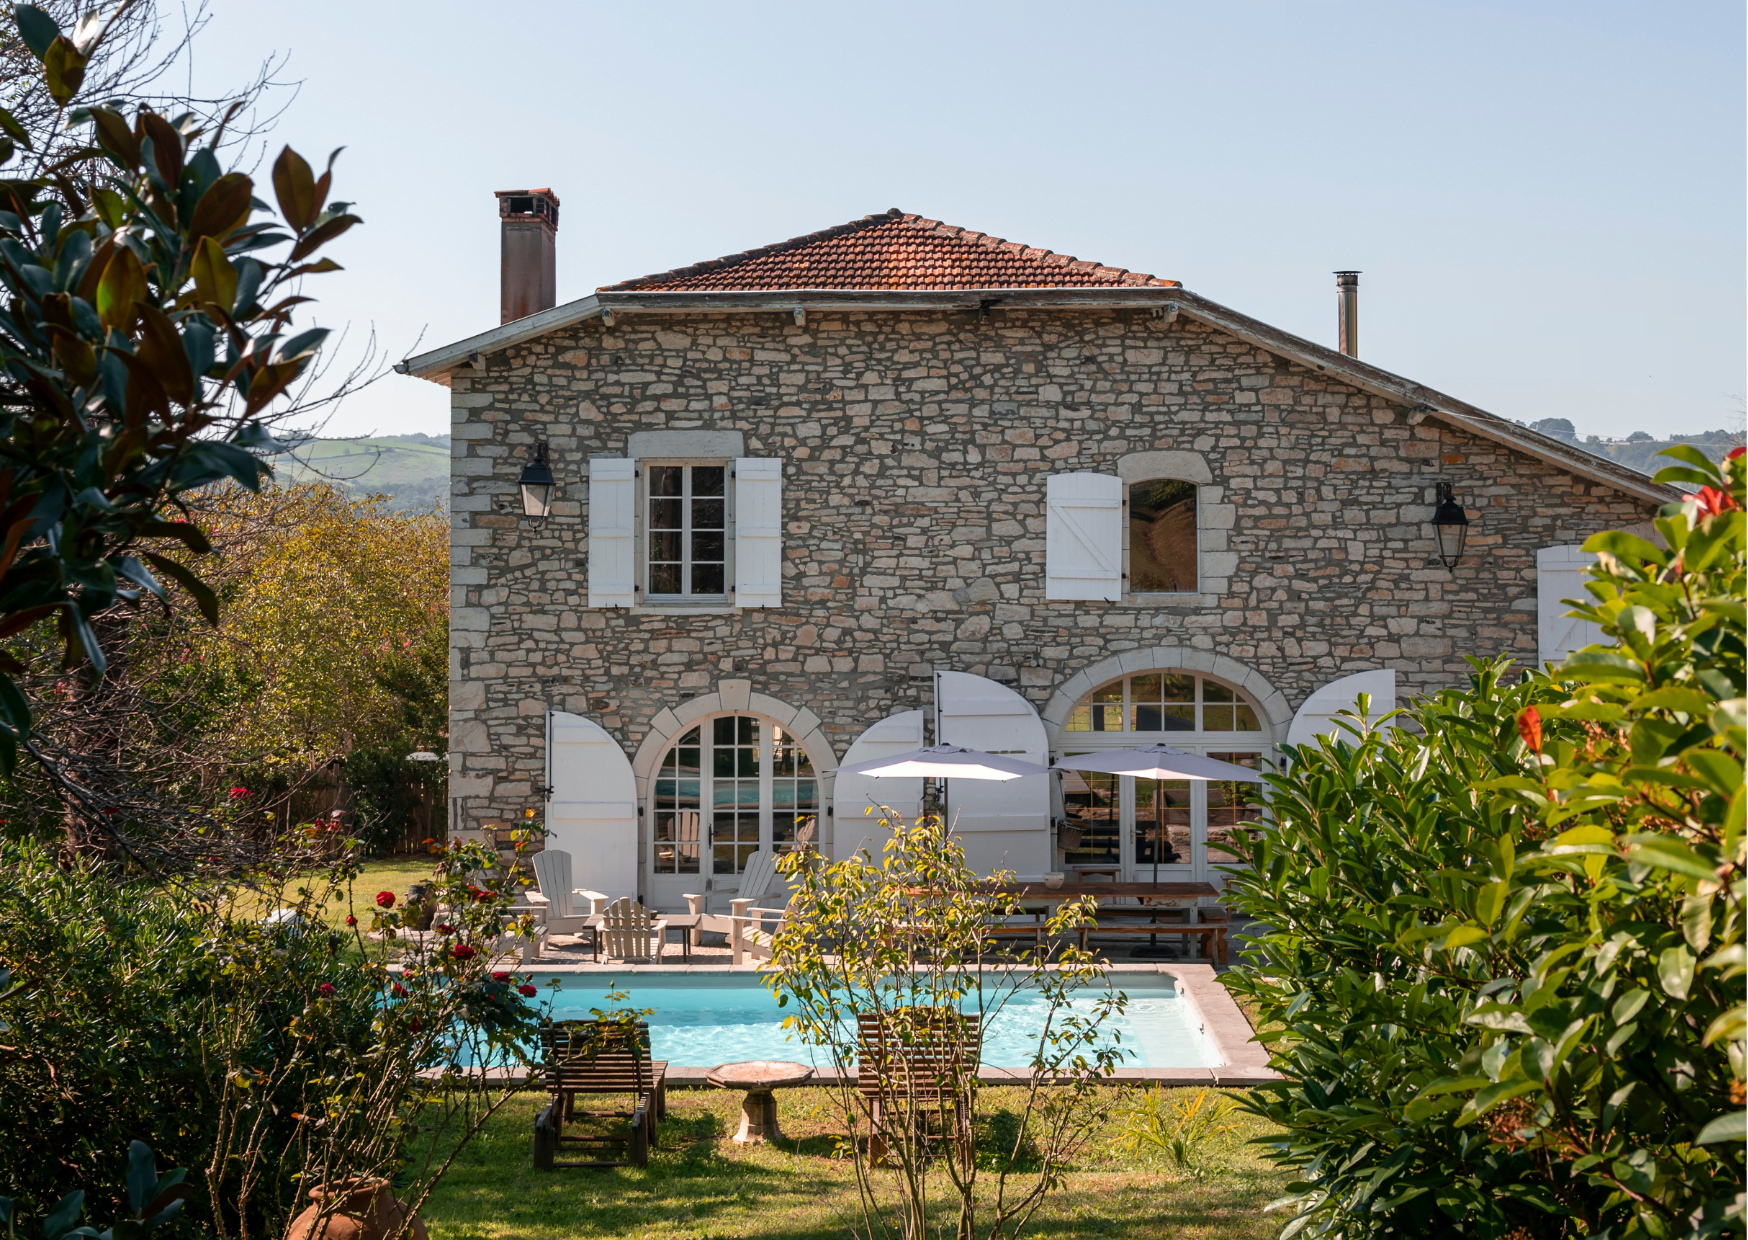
[{"x1": 1131, "y1": 785, "x2": 1172, "y2": 960}]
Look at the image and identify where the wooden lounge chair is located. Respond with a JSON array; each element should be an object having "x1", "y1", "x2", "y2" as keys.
[
  {"x1": 855, "y1": 1009, "x2": 981, "y2": 1167},
  {"x1": 600, "y1": 897, "x2": 668, "y2": 961},
  {"x1": 532, "y1": 1020, "x2": 669, "y2": 1169}
]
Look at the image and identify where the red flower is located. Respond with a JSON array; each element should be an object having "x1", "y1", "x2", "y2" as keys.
[
  {"x1": 1728, "y1": 446, "x2": 1745, "y2": 460},
  {"x1": 317, "y1": 983, "x2": 334, "y2": 997},
  {"x1": 491, "y1": 972, "x2": 511, "y2": 982},
  {"x1": 345, "y1": 915, "x2": 357, "y2": 926},
  {"x1": 1694, "y1": 486, "x2": 1738, "y2": 518},
  {"x1": 518, "y1": 984, "x2": 538, "y2": 998},
  {"x1": 229, "y1": 787, "x2": 251, "y2": 799},
  {"x1": 408, "y1": 1017, "x2": 421, "y2": 1033},
  {"x1": 434, "y1": 923, "x2": 454, "y2": 935},
  {"x1": 451, "y1": 944, "x2": 476, "y2": 961},
  {"x1": 1517, "y1": 706, "x2": 1543, "y2": 755},
  {"x1": 375, "y1": 891, "x2": 396, "y2": 909},
  {"x1": 391, "y1": 983, "x2": 408, "y2": 998}
]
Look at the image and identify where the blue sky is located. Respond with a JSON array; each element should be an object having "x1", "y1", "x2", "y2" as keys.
[{"x1": 191, "y1": 1, "x2": 1745, "y2": 441}]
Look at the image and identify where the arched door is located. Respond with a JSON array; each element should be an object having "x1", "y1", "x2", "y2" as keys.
[
  {"x1": 1056, "y1": 671, "x2": 1270, "y2": 889},
  {"x1": 645, "y1": 712, "x2": 821, "y2": 910}
]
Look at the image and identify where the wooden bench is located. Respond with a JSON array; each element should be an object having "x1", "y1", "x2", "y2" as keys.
[
  {"x1": 1076, "y1": 918, "x2": 1229, "y2": 964},
  {"x1": 532, "y1": 1020, "x2": 668, "y2": 1169},
  {"x1": 856, "y1": 1010, "x2": 981, "y2": 1168}
]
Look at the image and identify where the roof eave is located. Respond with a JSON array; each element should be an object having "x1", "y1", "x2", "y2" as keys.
[{"x1": 395, "y1": 294, "x2": 603, "y2": 384}]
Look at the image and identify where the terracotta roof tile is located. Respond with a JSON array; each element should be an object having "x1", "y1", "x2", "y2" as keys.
[{"x1": 601, "y1": 209, "x2": 1178, "y2": 293}]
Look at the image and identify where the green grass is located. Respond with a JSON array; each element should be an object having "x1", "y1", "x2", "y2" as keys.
[
  {"x1": 227, "y1": 855, "x2": 443, "y2": 935},
  {"x1": 419, "y1": 1086, "x2": 1290, "y2": 1240}
]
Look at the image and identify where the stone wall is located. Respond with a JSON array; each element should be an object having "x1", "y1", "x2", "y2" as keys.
[{"x1": 446, "y1": 308, "x2": 1653, "y2": 827}]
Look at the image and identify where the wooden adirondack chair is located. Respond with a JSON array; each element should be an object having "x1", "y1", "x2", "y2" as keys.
[
  {"x1": 599, "y1": 897, "x2": 667, "y2": 961},
  {"x1": 727, "y1": 897, "x2": 791, "y2": 964},
  {"x1": 528, "y1": 850, "x2": 606, "y2": 934},
  {"x1": 532, "y1": 1020, "x2": 669, "y2": 1169},
  {"x1": 684, "y1": 849, "x2": 782, "y2": 917},
  {"x1": 855, "y1": 1009, "x2": 981, "y2": 1168}
]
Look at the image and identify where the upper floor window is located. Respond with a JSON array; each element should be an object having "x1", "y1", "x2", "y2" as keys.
[
  {"x1": 1066, "y1": 673, "x2": 1262, "y2": 733},
  {"x1": 1128, "y1": 479, "x2": 1197, "y2": 593},
  {"x1": 647, "y1": 463, "x2": 726, "y2": 598}
]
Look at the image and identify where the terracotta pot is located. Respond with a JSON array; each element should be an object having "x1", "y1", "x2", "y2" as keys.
[{"x1": 285, "y1": 1178, "x2": 429, "y2": 1240}]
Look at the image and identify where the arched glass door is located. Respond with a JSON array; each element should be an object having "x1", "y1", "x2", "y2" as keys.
[
  {"x1": 1057, "y1": 673, "x2": 1269, "y2": 888},
  {"x1": 647, "y1": 714, "x2": 819, "y2": 908}
]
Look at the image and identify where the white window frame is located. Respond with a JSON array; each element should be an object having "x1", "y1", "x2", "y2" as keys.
[
  {"x1": 1122, "y1": 477, "x2": 1201, "y2": 596},
  {"x1": 637, "y1": 459, "x2": 734, "y2": 606}
]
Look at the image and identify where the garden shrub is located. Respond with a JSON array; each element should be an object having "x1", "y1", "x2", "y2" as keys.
[{"x1": 1224, "y1": 446, "x2": 1744, "y2": 1238}]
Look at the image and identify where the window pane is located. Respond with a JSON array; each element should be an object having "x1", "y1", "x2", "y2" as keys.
[
  {"x1": 692, "y1": 466, "x2": 725, "y2": 496},
  {"x1": 1161, "y1": 674, "x2": 1194, "y2": 702},
  {"x1": 714, "y1": 717, "x2": 736, "y2": 746},
  {"x1": 677, "y1": 743, "x2": 700, "y2": 778},
  {"x1": 1204, "y1": 682, "x2": 1234, "y2": 703},
  {"x1": 795, "y1": 778, "x2": 817, "y2": 806},
  {"x1": 1092, "y1": 704, "x2": 1123, "y2": 732},
  {"x1": 1204, "y1": 705, "x2": 1234, "y2": 731},
  {"x1": 737, "y1": 745, "x2": 759, "y2": 778},
  {"x1": 1235, "y1": 704, "x2": 1261, "y2": 731},
  {"x1": 1128, "y1": 479, "x2": 1197, "y2": 593},
  {"x1": 739, "y1": 716, "x2": 757, "y2": 745},
  {"x1": 650, "y1": 497, "x2": 682, "y2": 531},
  {"x1": 692, "y1": 531, "x2": 725, "y2": 561},
  {"x1": 650, "y1": 465, "x2": 682, "y2": 497},
  {"x1": 1130, "y1": 674, "x2": 1161, "y2": 703},
  {"x1": 1061, "y1": 766, "x2": 1119, "y2": 866},
  {"x1": 1160, "y1": 705, "x2": 1194, "y2": 730},
  {"x1": 692, "y1": 564, "x2": 725, "y2": 595},
  {"x1": 1133, "y1": 704, "x2": 1163, "y2": 731},
  {"x1": 649, "y1": 563, "x2": 681, "y2": 595},
  {"x1": 1135, "y1": 778, "x2": 1192, "y2": 865},
  {"x1": 649, "y1": 531, "x2": 683, "y2": 561},
  {"x1": 1205, "y1": 754, "x2": 1264, "y2": 860},
  {"x1": 692, "y1": 497, "x2": 725, "y2": 530},
  {"x1": 1066, "y1": 705, "x2": 1090, "y2": 732},
  {"x1": 1092, "y1": 681, "x2": 1123, "y2": 703},
  {"x1": 713, "y1": 748, "x2": 736, "y2": 780}
]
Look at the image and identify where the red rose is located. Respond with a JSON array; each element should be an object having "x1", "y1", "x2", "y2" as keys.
[
  {"x1": 391, "y1": 983, "x2": 408, "y2": 998},
  {"x1": 375, "y1": 891, "x2": 396, "y2": 909},
  {"x1": 1728, "y1": 446, "x2": 1745, "y2": 460},
  {"x1": 451, "y1": 944, "x2": 476, "y2": 961},
  {"x1": 317, "y1": 983, "x2": 334, "y2": 997},
  {"x1": 518, "y1": 984, "x2": 538, "y2": 998},
  {"x1": 434, "y1": 923, "x2": 454, "y2": 935},
  {"x1": 491, "y1": 972, "x2": 510, "y2": 982},
  {"x1": 229, "y1": 787, "x2": 251, "y2": 799},
  {"x1": 345, "y1": 915, "x2": 357, "y2": 926},
  {"x1": 408, "y1": 1017, "x2": 421, "y2": 1033}
]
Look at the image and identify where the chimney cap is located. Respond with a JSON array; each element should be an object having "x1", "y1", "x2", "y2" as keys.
[
  {"x1": 1334, "y1": 269, "x2": 1361, "y2": 281},
  {"x1": 496, "y1": 188, "x2": 560, "y2": 228}
]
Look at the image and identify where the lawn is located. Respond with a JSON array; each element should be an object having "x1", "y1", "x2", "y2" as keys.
[
  {"x1": 224, "y1": 854, "x2": 443, "y2": 936},
  {"x1": 420, "y1": 1085, "x2": 1291, "y2": 1240}
]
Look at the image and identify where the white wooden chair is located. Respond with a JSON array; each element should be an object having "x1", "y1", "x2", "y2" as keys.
[
  {"x1": 600, "y1": 897, "x2": 668, "y2": 962},
  {"x1": 529, "y1": 849, "x2": 607, "y2": 934},
  {"x1": 728, "y1": 896, "x2": 792, "y2": 964},
  {"x1": 684, "y1": 849, "x2": 788, "y2": 946}
]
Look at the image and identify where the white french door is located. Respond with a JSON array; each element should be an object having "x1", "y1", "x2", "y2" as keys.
[{"x1": 645, "y1": 713, "x2": 819, "y2": 910}]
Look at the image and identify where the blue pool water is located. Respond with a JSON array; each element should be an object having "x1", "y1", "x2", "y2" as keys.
[{"x1": 535, "y1": 973, "x2": 1217, "y2": 1069}]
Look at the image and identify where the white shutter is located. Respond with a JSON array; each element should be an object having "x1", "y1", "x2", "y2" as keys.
[
  {"x1": 936, "y1": 671, "x2": 1051, "y2": 878},
  {"x1": 1285, "y1": 669, "x2": 1397, "y2": 748},
  {"x1": 546, "y1": 711, "x2": 638, "y2": 900},
  {"x1": 1045, "y1": 472, "x2": 1122, "y2": 601},
  {"x1": 734, "y1": 457, "x2": 783, "y2": 607},
  {"x1": 1538, "y1": 545, "x2": 1605, "y2": 668},
  {"x1": 587, "y1": 458, "x2": 636, "y2": 608},
  {"x1": 831, "y1": 710, "x2": 924, "y2": 863}
]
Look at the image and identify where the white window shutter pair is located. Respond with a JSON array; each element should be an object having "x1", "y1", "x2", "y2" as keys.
[
  {"x1": 1536, "y1": 545, "x2": 1604, "y2": 668},
  {"x1": 1045, "y1": 472, "x2": 1122, "y2": 601},
  {"x1": 586, "y1": 456, "x2": 782, "y2": 607}
]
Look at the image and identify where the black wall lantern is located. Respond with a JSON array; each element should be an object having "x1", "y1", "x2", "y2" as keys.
[
  {"x1": 1431, "y1": 482, "x2": 1469, "y2": 568},
  {"x1": 518, "y1": 443, "x2": 555, "y2": 519}
]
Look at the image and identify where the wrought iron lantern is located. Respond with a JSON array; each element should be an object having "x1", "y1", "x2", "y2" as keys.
[
  {"x1": 1431, "y1": 482, "x2": 1469, "y2": 568},
  {"x1": 518, "y1": 443, "x2": 556, "y2": 519}
]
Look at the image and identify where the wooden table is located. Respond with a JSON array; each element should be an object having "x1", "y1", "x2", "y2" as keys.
[{"x1": 986, "y1": 881, "x2": 1218, "y2": 907}]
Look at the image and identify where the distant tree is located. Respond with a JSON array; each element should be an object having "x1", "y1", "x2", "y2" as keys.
[
  {"x1": 1627, "y1": 430, "x2": 1653, "y2": 442},
  {"x1": 1531, "y1": 417, "x2": 1578, "y2": 440}
]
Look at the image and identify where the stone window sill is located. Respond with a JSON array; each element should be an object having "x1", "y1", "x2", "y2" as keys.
[{"x1": 631, "y1": 603, "x2": 742, "y2": 616}]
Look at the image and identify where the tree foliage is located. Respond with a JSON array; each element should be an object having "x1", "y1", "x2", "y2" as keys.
[
  {"x1": 0, "y1": 2, "x2": 359, "y2": 790},
  {"x1": 1224, "y1": 447, "x2": 1744, "y2": 1239}
]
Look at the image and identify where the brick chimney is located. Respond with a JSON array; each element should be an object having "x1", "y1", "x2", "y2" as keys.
[{"x1": 496, "y1": 188, "x2": 559, "y2": 324}]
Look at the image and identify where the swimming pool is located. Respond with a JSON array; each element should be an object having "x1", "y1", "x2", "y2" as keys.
[{"x1": 535, "y1": 971, "x2": 1218, "y2": 1069}]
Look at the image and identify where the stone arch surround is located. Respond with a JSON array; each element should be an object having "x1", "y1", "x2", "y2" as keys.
[
  {"x1": 628, "y1": 678, "x2": 839, "y2": 806},
  {"x1": 1041, "y1": 649, "x2": 1293, "y2": 745}
]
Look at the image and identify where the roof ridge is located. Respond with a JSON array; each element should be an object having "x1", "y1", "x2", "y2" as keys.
[{"x1": 599, "y1": 209, "x2": 1177, "y2": 292}]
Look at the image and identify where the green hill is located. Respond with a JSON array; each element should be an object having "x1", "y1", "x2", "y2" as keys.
[{"x1": 273, "y1": 434, "x2": 450, "y2": 511}]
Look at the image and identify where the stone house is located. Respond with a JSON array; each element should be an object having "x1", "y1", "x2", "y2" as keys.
[{"x1": 399, "y1": 197, "x2": 1674, "y2": 909}]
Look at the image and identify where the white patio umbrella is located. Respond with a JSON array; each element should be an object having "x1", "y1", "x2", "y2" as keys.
[
  {"x1": 1049, "y1": 745, "x2": 1266, "y2": 783},
  {"x1": 831, "y1": 744, "x2": 1050, "y2": 781}
]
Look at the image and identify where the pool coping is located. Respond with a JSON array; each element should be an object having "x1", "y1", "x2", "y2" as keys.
[{"x1": 510, "y1": 962, "x2": 1278, "y2": 1088}]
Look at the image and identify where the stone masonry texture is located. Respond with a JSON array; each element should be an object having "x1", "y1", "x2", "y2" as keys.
[{"x1": 446, "y1": 309, "x2": 1655, "y2": 825}]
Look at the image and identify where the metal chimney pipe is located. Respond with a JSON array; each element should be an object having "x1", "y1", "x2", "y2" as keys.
[
  {"x1": 496, "y1": 188, "x2": 560, "y2": 324},
  {"x1": 1335, "y1": 270, "x2": 1360, "y2": 358}
]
